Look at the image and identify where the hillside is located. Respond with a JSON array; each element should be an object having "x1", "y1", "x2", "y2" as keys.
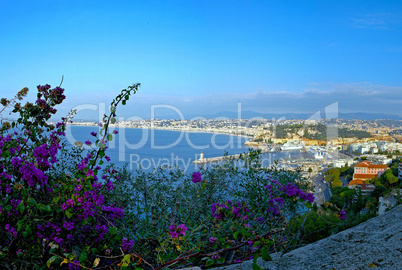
[{"x1": 272, "y1": 123, "x2": 372, "y2": 140}]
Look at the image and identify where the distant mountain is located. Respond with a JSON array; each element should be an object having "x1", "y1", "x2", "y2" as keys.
[
  {"x1": 338, "y1": 112, "x2": 402, "y2": 120},
  {"x1": 180, "y1": 111, "x2": 402, "y2": 120},
  {"x1": 71, "y1": 111, "x2": 402, "y2": 121}
]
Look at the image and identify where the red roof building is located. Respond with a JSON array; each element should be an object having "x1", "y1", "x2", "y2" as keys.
[{"x1": 348, "y1": 161, "x2": 388, "y2": 190}]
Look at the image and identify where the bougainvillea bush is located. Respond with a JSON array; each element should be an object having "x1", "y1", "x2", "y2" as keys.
[
  {"x1": 0, "y1": 84, "x2": 140, "y2": 269},
  {"x1": 0, "y1": 84, "x2": 344, "y2": 269}
]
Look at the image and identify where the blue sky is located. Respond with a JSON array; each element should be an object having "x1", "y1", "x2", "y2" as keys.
[{"x1": 0, "y1": 0, "x2": 401, "y2": 120}]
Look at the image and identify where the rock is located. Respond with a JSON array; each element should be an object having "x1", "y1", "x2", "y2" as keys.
[
  {"x1": 212, "y1": 205, "x2": 402, "y2": 270},
  {"x1": 378, "y1": 189, "x2": 401, "y2": 215}
]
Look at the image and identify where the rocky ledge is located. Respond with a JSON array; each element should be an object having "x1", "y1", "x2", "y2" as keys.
[{"x1": 212, "y1": 205, "x2": 402, "y2": 270}]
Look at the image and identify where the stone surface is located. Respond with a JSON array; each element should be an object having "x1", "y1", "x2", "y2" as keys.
[{"x1": 212, "y1": 205, "x2": 402, "y2": 270}]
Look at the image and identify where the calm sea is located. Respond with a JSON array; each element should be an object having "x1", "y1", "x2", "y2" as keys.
[{"x1": 65, "y1": 125, "x2": 311, "y2": 172}]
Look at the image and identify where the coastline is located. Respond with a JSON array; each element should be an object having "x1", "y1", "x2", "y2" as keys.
[{"x1": 66, "y1": 123, "x2": 254, "y2": 140}]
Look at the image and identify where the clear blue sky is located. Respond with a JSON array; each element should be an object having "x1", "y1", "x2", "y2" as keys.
[{"x1": 0, "y1": 0, "x2": 401, "y2": 119}]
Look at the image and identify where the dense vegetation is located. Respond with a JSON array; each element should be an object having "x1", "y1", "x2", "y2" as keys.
[
  {"x1": 0, "y1": 84, "x2": 348, "y2": 269},
  {"x1": 271, "y1": 123, "x2": 372, "y2": 140}
]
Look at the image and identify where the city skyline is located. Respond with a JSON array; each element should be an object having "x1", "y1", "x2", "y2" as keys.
[{"x1": 0, "y1": 1, "x2": 401, "y2": 120}]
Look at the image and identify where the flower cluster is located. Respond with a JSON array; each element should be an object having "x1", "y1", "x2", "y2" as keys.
[
  {"x1": 0, "y1": 84, "x2": 142, "y2": 269},
  {"x1": 192, "y1": 171, "x2": 202, "y2": 183},
  {"x1": 169, "y1": 224, "x2": 188, "y2": 238},
  {"x1": 211, "y1": 201, "x2": 250, "y2": 221},
  {"x1": 121, "y1": 237, "x2": 135, "y2": 252}
]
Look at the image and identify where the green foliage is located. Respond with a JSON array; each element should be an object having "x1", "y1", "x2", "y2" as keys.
[{"x1": 286, "y1": 210, "x2": 341, "y2": 246}]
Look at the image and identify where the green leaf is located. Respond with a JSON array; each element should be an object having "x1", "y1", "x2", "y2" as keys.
[
  {"x1": 109, "y1": 227, "x2": 117, "y2": 235},
  {"x1": 28, "y1": 197, "x2": 37, "y2": 206},
  {"x1": 122, "y1": 100, "x2": 126, "y2": 105},
  {"x1": 122, "y1": 254, "x2": 131, "y2": 267},
  {"x1": 111, "y1": 118, "x2": 116, "y2": 124},
  {"x1": 17, "y1": 201, "x2": 25, "y2": 214},
  {"x1": 261, "y1": 247, "x2": 272, "y2": 262},
  {"x1": 125, "y1": 95, "x2": 129, "y2": 100},
  {"x1": 233, "y1": 231, "x2": 239, "y2": 240},
  {"x1": 252, "y1": 255, "x2": 263, "y2": 270},
  {"x1": 46, "y1": 256, "x2": 58, "y2": 268},
  {"x1": 241, "y1": 228, "x2": 247, "y2": 237},
  {"x1": 206, "y1": 259, "x2": 215, "y2": 267},
  {"x1": 63, "y1": 253, "x2": 75, "y2": 261},
  {"x1": 107, "y1": 134, "x2": 113, "y2": 141},
  {"x1": 305, "y1": 202, "x2": 312, "y2": 208},
  {"x1": 36, "y1": 203, "x2": 46, "y2": 211},
  {"x1": 79, "y1": 251, "x2": 87, "y2": 263},
  {"x1": 65, "y1": 210, "x2": 73, "y2": 219}
]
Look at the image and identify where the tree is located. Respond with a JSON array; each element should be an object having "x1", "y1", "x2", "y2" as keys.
[{"x1": 332, "y1": 178, "x2": 343, "y2": 188}]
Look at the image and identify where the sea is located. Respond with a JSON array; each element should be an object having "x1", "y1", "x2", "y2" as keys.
[{"x1": 65, "y1": 125, "x2": 312, "y2": 173}]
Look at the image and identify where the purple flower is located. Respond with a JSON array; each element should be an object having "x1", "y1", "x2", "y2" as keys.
[
  {"x1": 105, "y1": 156, "x2": 111, "y2": 162},
  {"x1": 113, "y1": 130, "x2": 118, "y2": 134},
  {"x1": 307, "y1": 193, "x2": 315, "y2": 203},
  {"x1": 85, "y1": 140, "x2": 91, "y2": 146},
  {"x1": 340, "y1": 210, "x2": 346, "y2": 220},
  {"x1": 86, "y1": 169, "x2": 94, "y2": 177},
  {"x1": 169, "y1": 231, "x2": 179, "y2": 238},
  {"x1": 62, "y1": 203, "x2": 68, "y2": 210},
  {"x1": 54, "y1": 237, "x2": 63, "y2": 245},
  {"x1": 177, "y1": 224, "x2": 188, "y2": 236},
  {"x1": 192, "y1": 171, "x2": 202, "y2": 183},
  {"x1": 68, "y1": 261, "x2": 80, "y2": 270},
  {"x1": 63, "y1": 221, "x2": 75, "y2": 230},
  {"x1": 244, "y1": 223, "x2": 251, "y2": 228},
  {"x1": 209, "y1": 237, "x2": 216, "y2": 243},
  {"x1": 121, "y1": 238, "x2": 134, "y2": 252},
  {"x1": 90, "y1": 131, "x2": 97, "y2": 136}
]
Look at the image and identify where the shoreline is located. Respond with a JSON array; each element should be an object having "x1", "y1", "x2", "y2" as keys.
[{"x1": 66, "y1": 123, "x2": 254, "y2": 140}]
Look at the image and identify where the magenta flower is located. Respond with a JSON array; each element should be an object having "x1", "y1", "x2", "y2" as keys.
[
  {"x1": 177, "y1": 224, "x2": 188, "y2": 236},
  {"x1": 192, "y1": 171, "x2": 202, "y2": 183},
  {"x1": 169, "y1": 231, "x2": 179, "y2": 238}
]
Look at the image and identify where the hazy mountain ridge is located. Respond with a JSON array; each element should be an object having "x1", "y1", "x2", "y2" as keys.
[{"x1": 153, "y1": 111, "x2": 402, "y2": 120}]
